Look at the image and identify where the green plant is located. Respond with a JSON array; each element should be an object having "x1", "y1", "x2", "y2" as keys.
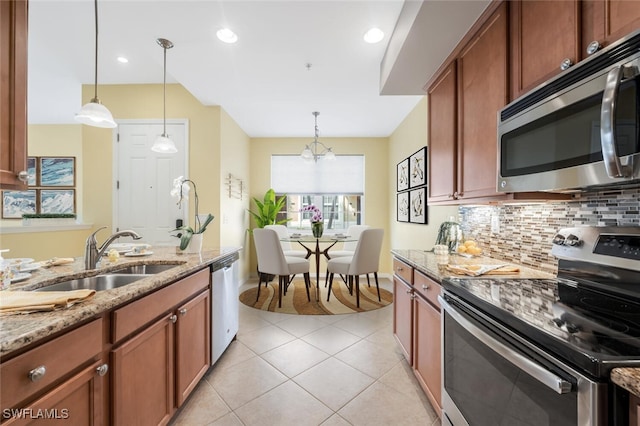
[
  {"x1": 22, "y1": 213, "x2": 77, "y2": 219},
  {"x1": 170, "y1": 176, "x2": 215, "y2": 250},
  {"x1": 247, "y1": 189, "x2": 290, "y2": 231}
]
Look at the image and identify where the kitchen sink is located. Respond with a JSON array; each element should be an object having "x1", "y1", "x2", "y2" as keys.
[
  {"x1": 109, "y1": 264, "x2": 180, "y2": 275},
  {"x1": 35, "y1": 274, "x2": 149, "y2": 292}
]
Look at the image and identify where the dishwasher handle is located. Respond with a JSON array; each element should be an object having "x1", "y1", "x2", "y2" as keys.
[{"x1": 439, "y1": 295, "x2": 573, "y2": 395}]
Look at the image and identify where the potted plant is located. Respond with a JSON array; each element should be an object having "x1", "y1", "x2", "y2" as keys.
[
  {"x1": 170, "y1": 176, "x2": 214, "y2": 252},
  {"x1": 300, "y1": 204, "x2": 324, "y2": 237},
  {"x1": 247, "y1": 188, "x2": 290, "y2": 231},
  {"x1": 22, "y1": 213, "x2": 77, "y2": 226}
]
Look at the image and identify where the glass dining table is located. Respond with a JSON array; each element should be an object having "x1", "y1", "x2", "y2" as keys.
[{"x1": 281, "y1": 234, "x2": 355, "y2": 301}]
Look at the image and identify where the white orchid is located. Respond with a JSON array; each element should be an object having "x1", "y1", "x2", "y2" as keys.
[{"x1": 170, "y1": 176, "x2": 214, "y2": 250}]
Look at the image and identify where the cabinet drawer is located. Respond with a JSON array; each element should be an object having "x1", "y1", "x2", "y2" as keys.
[
  {"x1": 414, "y1": 270, "x2": 441, "y2": 309},
  {"x1": 0, "y1": 318, "x2": 103, "y2": 410},
  {"x1": 112, "y1": 268, "x2": 210, "y2": 343},
  {"x1": 393, "y1": 258, "x2": 413, "y2": 284}
]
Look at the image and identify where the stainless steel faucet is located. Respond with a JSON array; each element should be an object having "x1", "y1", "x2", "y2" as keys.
[{"x1": 84, "y1": 226, "x2": 143, "y2": 269}]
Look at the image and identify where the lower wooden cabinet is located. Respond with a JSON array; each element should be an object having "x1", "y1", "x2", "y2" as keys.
[
  {"x1": 630, "y1": 393, "x2": 640, "y2": 426},
  {"x1": 393, "y1": 276, "x2": 413, "y2": 363}
]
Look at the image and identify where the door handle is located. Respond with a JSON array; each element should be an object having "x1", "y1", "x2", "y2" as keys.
[{"x1": 601, "y1": 65, "x2": 633, "y2": 178}]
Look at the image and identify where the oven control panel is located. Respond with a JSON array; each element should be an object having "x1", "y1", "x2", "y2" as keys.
[{"x1": 594, "y1": 234, "x2": 640, "y2": 260}]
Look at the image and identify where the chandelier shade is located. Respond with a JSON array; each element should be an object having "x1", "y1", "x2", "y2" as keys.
[
  {"x1": 301, "y1": 111, "x2": 335, "y2": 163},
  {"x1": 151, "y1": 38, "x2": 177, "y2": 154}
]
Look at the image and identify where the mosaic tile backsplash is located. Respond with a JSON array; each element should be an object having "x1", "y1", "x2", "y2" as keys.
[{"x1": 458, "y1": 188, "x2": 640, "y2": 275}]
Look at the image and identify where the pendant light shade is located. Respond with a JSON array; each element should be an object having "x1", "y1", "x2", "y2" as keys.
[
  {"x1": 75, "y1": 0, "x2": 116, "y2": 128},
  {"x1": 151, "y1": 38, "x2": 177, "y2": 154},
  {"x1": 301, "y1": 112, "x2": 335, "y2": 163}
]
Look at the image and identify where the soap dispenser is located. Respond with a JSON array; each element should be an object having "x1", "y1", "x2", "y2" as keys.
[{"x1": 0, "y1": 249, "x2": 11, "y2": 290}]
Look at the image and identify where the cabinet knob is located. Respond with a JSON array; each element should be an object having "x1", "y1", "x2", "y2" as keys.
[
  {"x1": 17, "y1": 171, "x2": 29, "y2": 183},
  {"x1": 560, "y1": 58, "x2": 573, "y2": 71},
  {"x1": 405, "y1": 289, "x2": 412, "y2": 295},
  {"x1": 96, "y1": 364, "x2": 109, "y2": 377},
  {"x1": 169, "y1": 314, "x2": 178, "y2": 323},
  {"x1": 397, "y1": 267, "x2": 403, "y2": 272},
  {"x1": 28, "y1": 365, "x2": 46, "y2": 382},
  {"x1": 422, "y1": 284, "x2": 430, "y2": 290},
  {"x1": 179, "y1": 308, "x2": 187, "y2": 316},
  {"x1": 586, "y1": 40, "x2": 601, "y2": 55}
]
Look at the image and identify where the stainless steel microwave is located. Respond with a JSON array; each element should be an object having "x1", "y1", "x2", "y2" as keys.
[{"x1": 497, "y1": 30, "x2": 640, "y2": 193}]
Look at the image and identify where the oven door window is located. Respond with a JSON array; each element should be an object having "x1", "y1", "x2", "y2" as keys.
[
  {"x1": 500, "y1": 79, "x2": 638, "y2": 177},
  {"x1": 444, "y1": 311, "x2": 577, "y2": 426}
]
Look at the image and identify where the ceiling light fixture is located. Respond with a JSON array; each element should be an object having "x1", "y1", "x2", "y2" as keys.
[
  {"x1": 216, "y1": 28, "x2": 238, "y2": 44},
  {"x1": 116, "y1": 56, "x2": 129, "y2": 63},
  {"x1": 363, "y1": 27, "x2": 384, "y2": 44},
  {"x1": 75, "y1": 0, "x2": 116, "y2": 128},
  {"x1": 151, "y1": 38, "x2": 178, "y2": 154},
  {"x1": 301, "y1": 112, "x2": 336, "y2": 163}
]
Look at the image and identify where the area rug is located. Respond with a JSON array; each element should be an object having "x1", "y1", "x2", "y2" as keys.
[{"x1": 239, "y1": 278, "x2": 393, "y2": 314}]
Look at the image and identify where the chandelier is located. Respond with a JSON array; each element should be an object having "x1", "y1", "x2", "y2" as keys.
[{"x1": 301, "y1": 112, "x2": 336, "y2": 162}]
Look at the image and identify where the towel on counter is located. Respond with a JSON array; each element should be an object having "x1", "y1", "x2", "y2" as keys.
[
  {"x1": 0, "y1": 289, "x2": 95, "y2": 314},
  {"x1": 446, "y1": 264, "x2": 520, "y2": 277},
  {"x1": 40, "y1": 257, "x2": 75, "y2": 267}
]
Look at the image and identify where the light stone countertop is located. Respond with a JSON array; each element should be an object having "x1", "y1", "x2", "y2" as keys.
[
  {"x1": 0, "y1": 246, "x2": 241, "y2": 358},
  {"x1": 391, "y1": 249, "x2": 640, "y2": 399}
]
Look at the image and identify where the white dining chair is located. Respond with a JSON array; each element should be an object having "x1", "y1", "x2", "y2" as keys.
[
  {"x1": 324, "y1": 224, "x2": 369, "y2": 287},
  {"x1": 264, "y1": 224, "x2": 307, "y2": 258},
  {"x1": 253, "y1": 228, "x2": 311, "y2": 308},
  {"x1": 326, "y1": 228, "x2": 384, "y2": 308}
]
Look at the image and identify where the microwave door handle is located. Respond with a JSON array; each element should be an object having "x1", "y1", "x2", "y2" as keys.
[
  {"x1": 439, "y1": 295, "x2": 573, "y2": 395},
  {"x1": 601, "y1": 65, "x2": 632, "y2": 178}
]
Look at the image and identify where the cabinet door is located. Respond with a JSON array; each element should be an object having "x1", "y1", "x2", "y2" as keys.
[
  {"x1": 582, "y1": 0, "x2": 640, "y2": 54},
  {"x1": 175, "y1": 290, "x2": 210, "y2": 407},
  {"x1": 427, "y1": 62, "x2": 457, "y2": 203},
  {"x1": 630, "y1": 392, "x2": 640, "y2": 426},
  {"x1": 413, "y1": 295, "x2": 441, "y2": 416},
  {"x1": 112, "y1": 314, "x2": 175, "y2": 426},
  {"x1": 3, "y1": 361, "x2": 106, "y2": 426},
  {"x1": 393, "y1": 276, "x2": 413, "y2": 363},
  {"x1": 510, "y1": 0, "x2": 580, "y2": 99},
  {"x1": 0, "y1": 0, "x2": 28, "y2": 190},
  {"x1": 457, "y1": 2, "x2": 508, "y2": 201}
]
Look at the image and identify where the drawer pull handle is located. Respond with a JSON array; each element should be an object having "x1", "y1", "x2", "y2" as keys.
[
  {"x1": 169, "y1": 314, "x2": 178, "y2": 323},
  {"x1": 96, "y1": 364, "x2": 109, "y2": 377},
  {"x1": 406, "y1": 290, "x2": 412, "y2": 295},
  {"x1": 397, "y1": 267, "x2": 403, "y2": 272},
  {"x1": 28, "y1": 366, "x2": 46, "y2": 382},
  {"x1": 422, "y1": 284, "x2": 429, "y2": 290},
  {"x1": 179, "y1": 308, "x2": 187, "y2": 316}
]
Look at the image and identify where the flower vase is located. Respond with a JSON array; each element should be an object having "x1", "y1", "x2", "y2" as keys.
[
  {"x1": 182, "y1": 233, "x2": 203, "y2": 254},
  {"x1": 312, "y1": 222, "x2": 324, "y2": 238}
]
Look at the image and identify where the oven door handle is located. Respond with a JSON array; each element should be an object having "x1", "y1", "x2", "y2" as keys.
[
  {"x1": 600, "y1": 64, "x2": 633, "y2": 178},
  {"x1": 439, "y1": 296, "x2": 573, "y2": 395}
]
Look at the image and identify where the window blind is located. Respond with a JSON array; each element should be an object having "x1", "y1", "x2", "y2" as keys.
[{"x1": 271, "y1": 155, "x2": 364, "y2": 195}]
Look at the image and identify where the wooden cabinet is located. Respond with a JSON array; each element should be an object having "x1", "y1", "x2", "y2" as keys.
[
  {"x1": 631, "y1": 393, "x2": 640, "y2": 426},
  {"x1": 582, "y1": 0, "x2": 640, "y2": 58},
  {"x1": 392, "y1": 258, "x2": 442, "y2": 417},
  {"x1": 111, "y1": 268, "x2": 210, "y2": 425},
  {"x1": 0, "y1": 0, "x2": 28, "y2": 190},
  {"x1": 509, "y1": 0, "x2": 580, "y2": 100},
  {"x1": 0, "y1": 319, "x2": 106, "y2": 425}
]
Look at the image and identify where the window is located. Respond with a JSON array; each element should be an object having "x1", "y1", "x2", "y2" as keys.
[{"x1": 271, "y1": 155, "x2": 364, "y2": 233}]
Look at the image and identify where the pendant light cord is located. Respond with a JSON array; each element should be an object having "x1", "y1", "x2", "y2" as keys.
[
  {"x1": 163, "y1": 45, "x2": 167, "y2": 135},
  {"x1": 93, "y1": 0, "x2": 99, "y2": 101}
]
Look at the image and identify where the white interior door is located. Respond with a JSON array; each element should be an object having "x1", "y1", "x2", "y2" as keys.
[{"x1": 115, "y1": 122, "x2": 188, "y2": 245}]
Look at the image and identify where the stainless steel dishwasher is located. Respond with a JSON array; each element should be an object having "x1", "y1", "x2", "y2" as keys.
[{"x1": 210, "y1": 251, "x2": 240, "y2": 364}]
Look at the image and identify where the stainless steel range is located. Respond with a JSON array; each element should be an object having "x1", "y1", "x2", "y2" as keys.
[{"x1": 439, "y1": 226, "x2": 640, "y2": 426}]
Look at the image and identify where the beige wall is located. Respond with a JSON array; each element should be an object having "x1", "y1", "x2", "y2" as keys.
[
  {"x1": 388, "y1": 97, "x2": 457, "y2": 251},
  {"x1": 249, "y1": 136, "x2": 391, "y2": 275}
]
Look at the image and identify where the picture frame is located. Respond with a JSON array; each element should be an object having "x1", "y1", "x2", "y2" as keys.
[
  {"x1": 40, "y1": 190, "x2": 76, "y2": 214},
  {"x1": 409, "y1": 147, "x2": 427, "y2": 188},
  {"x1": 397, "y1": 158, "x2": 409, "y2": 192},
  {"x1": 2, "y1": 190, "x2": 37, "y2": 218},
  {"x1": 40, "y1": 157, "x2": 76, "y2": 187},
  {"x1": 27, "y1": 157, "x2": 37, "y2": 186},
  {"x1": 409, "y1": 187, "x2": 428, "y2": 224},
  {"x1": 397, "y1": 192, "x2": 409, "y2": 222}
]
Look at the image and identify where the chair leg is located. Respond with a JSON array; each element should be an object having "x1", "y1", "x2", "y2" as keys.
[
  {"x1": 366, "y1": 273, "x2": 371, "y2": 287},
  {"x1": 327, "y1": 273, "x2": 334, "y2": 302},
  {"x1": 374, "y1": 272, "x2": 381, "y2": 302},
  {"x1": 284, "y1": 274, "x2": 296, "y2": 295},
  {"x1": 278, "y1": 276, "x2": 283, "y2": 308},
  {"x1": 303, "y1": 272, "x2": 311, "y2": 301},
  {"x1": 347, "y1": 275, "x2": 353, "y2": 295},
  {"x1": 355, "y1": 275, "x2": 360, "y2": 308},
  {"x1": 256, "y1": 273, "x2": 264, "y2": 302},
  {"x1": 324, "y1": 268, "x2": 329, "y2": 287}
]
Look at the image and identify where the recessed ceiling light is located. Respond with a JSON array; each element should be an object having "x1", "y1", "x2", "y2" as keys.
[
  {"x1": 117, "y1": 56, "x2": 129, "y2": 63},
  {"x1": 363, "y1": 27, "x2": 384, "y2": 44},
  {"x1": 217, "y1": 28, "x2": 238, "y2": 44}
]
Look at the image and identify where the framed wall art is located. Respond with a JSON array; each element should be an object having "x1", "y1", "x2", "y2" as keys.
[
  {"x1": 2, "y1": 190, "x2": 37, "y2": 218},
  {"x1": 40, "y1": 190, "x2": 75, "y2": 214},
  {"x1": 40, "y1": 157, "x2": 76, "y2": 187},
  {"x1": 409, "y1": 187, "x2": 427, "y2": 224},
  {"x1": 397, "y1": 192, "x2": 409, "y2": 222},
  {"x1": 397, "y1": 158, "x2": 409, "y2": 192},
  {"x1": 409, "y1": 147, "x2": 426, "y2": 188}
]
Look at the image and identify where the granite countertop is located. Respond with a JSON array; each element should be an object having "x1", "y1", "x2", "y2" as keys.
[
  {"x1": 0, "y1": 246, "x2": 241, "y2": 357},
  {"x1": 391, "y1": 248, "x2": 640, "y2": 399}
]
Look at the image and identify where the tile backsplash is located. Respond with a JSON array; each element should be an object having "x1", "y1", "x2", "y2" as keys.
[{"x1": 459, "y1": 188, "x2": 640, "y2": 275}]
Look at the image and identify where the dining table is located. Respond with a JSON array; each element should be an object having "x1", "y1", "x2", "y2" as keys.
[{"x1": 281, "y1": 234, "x2": 355, "y2": 301}]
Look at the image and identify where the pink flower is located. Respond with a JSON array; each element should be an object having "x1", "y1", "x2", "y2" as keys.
[{"x1": 300, "y1": 204, "x2": 323, "y2": 223}]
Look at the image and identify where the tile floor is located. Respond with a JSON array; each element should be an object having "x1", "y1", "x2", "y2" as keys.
[{"x1": 171, "y1": 278, "x2": 441, "y2": 426}]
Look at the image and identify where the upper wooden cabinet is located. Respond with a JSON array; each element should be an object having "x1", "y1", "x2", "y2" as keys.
[
  {"x1": 582, "y1": 0, "x2": 640, "y2": 56},
  {"x1": 0, "y1": 0, "x2": 28, "y2": 190},
  {"x1": 509, "y1": 0, "x2": 581, "y2": 99}
]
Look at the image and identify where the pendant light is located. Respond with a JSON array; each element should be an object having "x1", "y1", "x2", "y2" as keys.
[
  {"x1": 75, "y1": 0, "x2": 117, "y2": 128},
  {"x1": 301, "y1": 112, "x2": 335, "y2": 162},
  {"x1": 151, "y1": 38, "x2": 177, "y2": 153}
]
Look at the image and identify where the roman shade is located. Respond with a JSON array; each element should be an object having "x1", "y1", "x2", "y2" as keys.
[{"x1": 271, "y1": 155, "x2": 364, "y2": 195}]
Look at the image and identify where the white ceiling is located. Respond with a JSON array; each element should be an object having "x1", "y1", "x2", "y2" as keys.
[{"x1": 27, "y1": 0, "x2": 488, "y2": 138}]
